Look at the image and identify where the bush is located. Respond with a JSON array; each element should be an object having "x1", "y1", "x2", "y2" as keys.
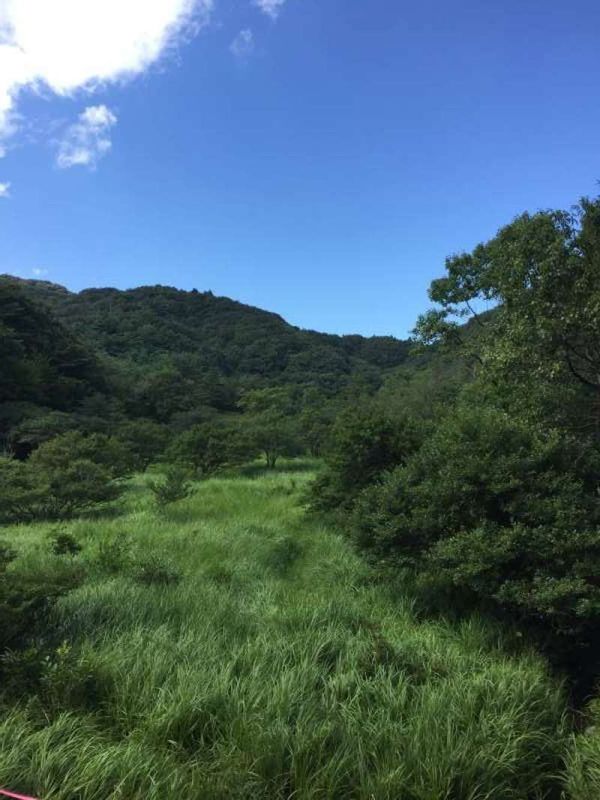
[
  {"x1": 0, "y1": 432, "x2": 126, "y2": 524},
  {"x1": 0, "y1": 545, "x2": 85, "y2": 695},
  {"x1": 264, "y1": 536, "x2": 304, "y2": 576},
  {"x1": 95, "y1": 534, "x2": 131, "y2": 574},
  {"x1": 352, "y1": 404, "x2": 600, "y2": 677},
  {"x1": 116, "y1": 420, "x2": 170, "y2": 470},
  {"x1": 168, "y1": 421, "x2": 254, "y2": 476},
  {"x1": 30, "y1": 430, "x2": 133, "y2": 478},
  {"x1": 311, "y1": 406, "x2": 422, "y2": 511},
  {"x1": 49, "y1": 531, "x2": 82, "y2": 556},
  {"x1": 149, "y1": 466, "x2": 192, "y2": 506},
  {"x1": 133, "y1": 555, "x2": 182, "y2": 586},
  {"x1": 0, "y1": 456, "x2": 47, "y2": 523}
]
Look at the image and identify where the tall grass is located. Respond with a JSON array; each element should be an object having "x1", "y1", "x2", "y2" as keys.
[{"x1": 0, "y1": 462, "x2": 572, "y2": 798}]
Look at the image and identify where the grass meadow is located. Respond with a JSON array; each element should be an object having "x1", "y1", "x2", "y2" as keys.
[{"x1": 0, "y1": 461, "x2": 595, "y2": 799}]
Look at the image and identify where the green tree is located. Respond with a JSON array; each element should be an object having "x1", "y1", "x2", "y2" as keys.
[
  {"x1": 0, "y1": 433, "x2": 126, "y2": 523},
  {"x1": 169, "y1": 421, "x2": 254, "y2": 476},
  {"x1": 31, "y1": 430, "x2": 134, "y2": 478},
  {"x1": 311, "y1": 406, "x2": 422, "y2": 510},
  {"x1": 247, "y1": 416, "x2": 300, "y2": 469},
  {"x1": 116, "y1": 419, "x2": 170, "y2": 469},
  {"x1": 149, "y1": 466, "x2": 192, "y2": 506},
  {"x1": 413, "y1": 197, "x2": 600, "y2": 435}
]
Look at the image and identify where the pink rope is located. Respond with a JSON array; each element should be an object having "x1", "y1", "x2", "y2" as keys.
[{"x1": 0, "y1": 790, "x2": 40, "y2": 800}]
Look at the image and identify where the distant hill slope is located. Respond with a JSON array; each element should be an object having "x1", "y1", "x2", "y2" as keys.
[
  {"x1": 0, "y1": 276, "x2": 411, "y2": 383},
  {"x1": 0, "y1": 281, "x2": 109, "y2": 450},
  {"x1": 0, "y1": 282, "x2": 106, "y2": 405}
]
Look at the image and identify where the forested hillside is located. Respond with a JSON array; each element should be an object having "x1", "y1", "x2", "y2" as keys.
[
  {"x1": 1, "y1": 276, "x2": 409, "y2": 381},
  {"x1": 0, "y1": 276, "x2": 417, "y2": 467}
]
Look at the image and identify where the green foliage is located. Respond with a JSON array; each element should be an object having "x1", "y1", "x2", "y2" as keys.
[
  {"x1": 168, "y1": 420, "x2": 254, "y2": 476},
  {"x1": 1, "y1": 277, "x2": 410, "y2": 427},
  {"x1": 247, "y1": 415, "x2": 301, "y2": 468},
  {"x1": 311, "y1": 405, "x2": 422, "y2": 510},
  {"x1": 0, "y1": 282, "x2": 108, "y2": 454},
  {"x1": 149, "y1": 465, "x2": 192, "y2": 506},
  {"x1": 0, "y1": 432, "x2": 125, "y2": 523},
  {"x1": 0, "y1": 544, "x2": 84, "y2": 695},
  {"x1": 30, "y1": 430, "x2": 133, "y2": 478},
  {"x1": 353, "y1": 403, "x2": 600, "y2": 674},
  {"x1": 115, "y1": 419, "x2": 170, "y2": 469},
  {"x1": 49, "y1": 531, "x2": 83, "y2": 557},
  {"x1": 133, "y1": 555, "x2": 182, "y2": 586},
  {"x1": 414, "y1": 196, "x2": 600, "y2": 434},
  {"x1": 94, "y1": 534, "x2": 131, "y2": 574},
  {"x1": 239, "y1": 387, "x2": 303, "y2": 468},
  {"x1": 0, "y1": 456, "x2": 47, "y2": 523},
  {"x1": 263, "y1": 535, "x2": 304, "y2": 576}
]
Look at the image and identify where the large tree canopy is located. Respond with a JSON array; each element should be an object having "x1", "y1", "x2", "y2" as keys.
[{"x1": 414, "y1": 198, "x2": 600, "y2": 422}]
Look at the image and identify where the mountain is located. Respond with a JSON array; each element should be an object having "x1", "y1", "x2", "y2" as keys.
[
  {"x1": 0, "y1": 281, "x2": 110, "y2": 451},
  {"x1": 0, "y1": 276, "x2": 413, "y2": 449},
  {"x1": 1, "y1": 277, "x2": 410, "y2": 379}
]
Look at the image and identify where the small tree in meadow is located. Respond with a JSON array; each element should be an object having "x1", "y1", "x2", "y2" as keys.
[
  {"x1": 149, "y1": 465, "x2": 192, "y2": 506},
  {"x1": 0, "y1": 432, "x2": 126, "y2": 523}
]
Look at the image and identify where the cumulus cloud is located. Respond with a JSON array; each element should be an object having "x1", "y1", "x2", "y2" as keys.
[
  {"x1": 56, "y1": 104, "x2": 117, "y2": 169},
  {"x1": 0, "y1": 0, "x2": 213, "y2": 142},
  {"x1": 230, "y1": 29, "x2": 255, "y2": 60},
  {"x1": 253, "y1": 0, "x2": 286, "y2": 20},
  {"x1": 0, "y1": 181, "x2": 10, "y2": 197},
  {"x1": 32, "y1": 267, "x2": 48, "y2": 277}
]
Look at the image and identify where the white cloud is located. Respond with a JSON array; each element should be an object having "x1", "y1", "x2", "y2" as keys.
[
  {"x1": 32, "y1": 267, "x2": 48, "y2": 276},
  {"x1": 0, "y1": 0, "x2": 213, "y2": 142},
  {"x1": 253, "y1": 0, "x2": 286, "y2": 20},
  {"x1": 230, "y1": 29, "x2": 255, "y2": 59},
  {"x1": 57, "y1": 104, "x2": 117, "y2": 169},
  {"x1": 0, "y1": 181, "x2": 10, "y2": 197}
]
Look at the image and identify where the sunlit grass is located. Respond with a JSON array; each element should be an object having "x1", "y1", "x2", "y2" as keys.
[{"x1": 0, "y1": 462, "x2": 570, "y2": 799}]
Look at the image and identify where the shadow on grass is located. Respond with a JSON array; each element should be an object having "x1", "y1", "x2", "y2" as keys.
[{"x1": 233, "y1": 458, "x2": 321, "y2": 479}]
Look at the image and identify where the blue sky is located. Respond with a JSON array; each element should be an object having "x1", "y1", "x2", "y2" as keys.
[{"x1": 1, "y1": 0, "x2": 599, "y2": 337}]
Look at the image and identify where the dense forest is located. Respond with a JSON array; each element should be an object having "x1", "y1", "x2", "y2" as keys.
[
  {"x1": 1, "y1": 195, "x2": 600, "y2": 798},
  {"x1": 0, "y1": 275, "x2": 412, "y2": 457}
]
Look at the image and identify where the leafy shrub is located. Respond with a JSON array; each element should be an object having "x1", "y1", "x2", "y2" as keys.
[
  {"x1": 49, "y1": 531, "x2": 82, "y2": 556},
  {"x1": 95, "y1": 534, "x2": 131, "y2": 574},
  {"x1": 133, "y1": 555, "x2": 182, "y2": 586},
  {"x1": 0, "y1": 546, "x2": 85, "y2": 695},
  {"x1": 115, "y1": 419, "x2": 170, "y2": 470},
  {"x1": 31, "y1": 430, "x2": 134, "y2": 479},
  {"x1": 0, "y1": 432, "x2": 126, "y2": 524},
  {"x1": 311, "y1": 406, "x2": 422, "y2": 511},
  {"x1": 0, "y1": 456, "x2": 46, "y2": 523},
  {"x1": 40, "y1": 641, "x2": 109, "y2": 714},
  {"x1": 149, "y1": 465, "x2": 192, "y2": 506},
  {"x1": 264, "y1": 536, "x2": 304, "y2": 576},
  {"x1": 40, "y1": 459, "x2": 123, "y2": 519},
  {"x1": 352, "y1": 404, "x2": 600, "y2": 676},
  {"x1": 168, "y1": 421, "x2": 255, "y2": 476}
]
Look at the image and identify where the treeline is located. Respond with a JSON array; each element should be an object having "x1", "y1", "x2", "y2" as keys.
[{"x1": 312, "y1": 196, "x2": 600, "y2": 721}]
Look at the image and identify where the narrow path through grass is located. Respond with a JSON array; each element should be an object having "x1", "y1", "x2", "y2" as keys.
[{"x1": 0, "y1": 464, "x2": 569, "y2": 799}]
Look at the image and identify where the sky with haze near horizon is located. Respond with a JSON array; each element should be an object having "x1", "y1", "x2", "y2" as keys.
[{"x1": 0, "y1": 0, "x2": 599, "y2": 337}]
